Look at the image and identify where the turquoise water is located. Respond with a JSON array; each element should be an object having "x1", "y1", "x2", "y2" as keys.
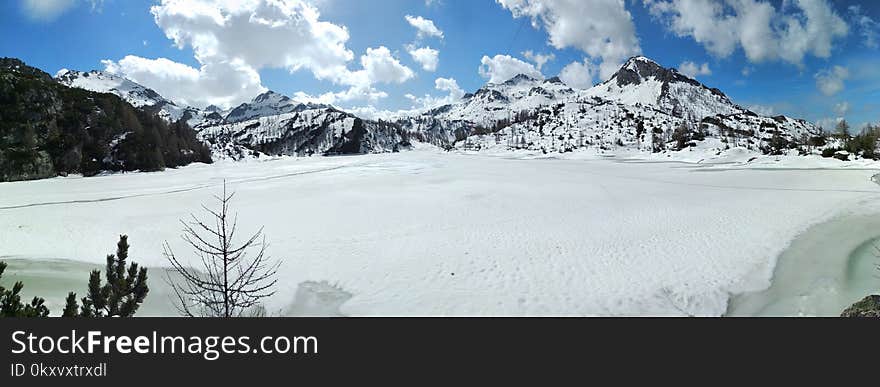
[
  {"x1": 727, "y1": 215, "x2": 880, "y2": 317},
  {"x1": 0, "y1": 258, "x2": 352, "y2": 317},
  {"x1": 0, "y1": 258, "x2": 181, "y2": 316}
]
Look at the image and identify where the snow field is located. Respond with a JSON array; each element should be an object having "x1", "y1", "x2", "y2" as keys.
[{"x1": 1, "y1": 149, "x2": 878, "y2": 316}]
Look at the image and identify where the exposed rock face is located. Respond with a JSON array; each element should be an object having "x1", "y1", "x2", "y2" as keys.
[
  {"x1": 841, "y1": 295, "x2": 880, "y2": 317},
  {"x1": 587, "y1": 56, "x2": 742, "y2": 120},
  {"x1": 613, "y1": 56, "x2": 700, "y2": 88}
]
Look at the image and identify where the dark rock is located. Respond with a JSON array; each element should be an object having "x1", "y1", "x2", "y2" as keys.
[
  {"x1": 502, "y1": 73, "x2": 539, "y2": 86},
  {"x1": 841, "y1": 295, "x2": 880, "y2": 317}
]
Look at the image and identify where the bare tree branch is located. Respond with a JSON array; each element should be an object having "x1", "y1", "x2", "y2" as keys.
[{"x1": 163, "y1": 180, "x2": 281, "y2": 317}]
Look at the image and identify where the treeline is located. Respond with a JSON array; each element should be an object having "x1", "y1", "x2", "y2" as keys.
[
  {"x1": 821, "y1": 120, "x2": 880, "y2": 160},
  {"x1": 0, "y1": 57, "x2": 211, "y2": 182}
]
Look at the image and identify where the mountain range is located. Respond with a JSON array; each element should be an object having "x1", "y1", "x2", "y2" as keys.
[{"x1": 2, "y1": 55, "x2": 824, "y2": 181}]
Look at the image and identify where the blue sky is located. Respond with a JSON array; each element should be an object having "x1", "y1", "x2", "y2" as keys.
[{"x1": 1, "y1": 0, "x2": 878, "y2": 128}]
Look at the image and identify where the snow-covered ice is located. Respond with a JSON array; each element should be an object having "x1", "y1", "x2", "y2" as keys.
[{"x1": 2, "y1": 148, "x2": 879, "y2": 316}]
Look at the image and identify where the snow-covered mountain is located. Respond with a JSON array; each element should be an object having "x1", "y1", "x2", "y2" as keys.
[
  {"x1": 437, "y1": 74, "x2": 575, "y2": 124},
  {"x1": 56, "y1": 56, "x2": 823, "y2": 160},
  {"x1": 583, "y1": 56, "x2": 743, "y2": 120},
  {"x1": 55, "y1": 69, "x2": 202, "y2": 125},
  {"x1": 54, "y1": 71, "x2": 411, "y2": 158},
  {"x1": 221, "y1": 90, "x2": 332, "y2": 125},
  {"x1": 198, "y1": 103, "x2": 410, "y2": 157},
  {"x1": 396, "y1": 55, "x2": 819, "y2": 155}
]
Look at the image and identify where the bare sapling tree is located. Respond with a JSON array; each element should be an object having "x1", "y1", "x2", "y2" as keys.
[{"x1": 163, "y1": 182, "x2": 280, "y2": 317}]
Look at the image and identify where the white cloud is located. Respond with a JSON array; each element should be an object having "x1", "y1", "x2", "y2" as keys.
[
  {"x1": 403, "y1": 77, "x2": 467, "y2": 111},
  {"x1": 814, "y1": 65, "x2": 849, "y2": 96},
  {"x1": 643, "y1": 0, "x2": 849, "y2": 66},
  {"x1": 103, "y1": 56, "x2": 266, "y2": 109},
  {"x1": 405, "y1": 15, "x2": 444, "y2": 39},
  {"x1": 408, "y1": 46, "x2": 440, "y2": 72},
  {"x1": 21, "y1": 0, "x2": 76, "y2": 21},
  {"x1": 497, "y1": 0, "x2": 641, "y2": 80},
  {"x1": 745, "y1": 104, "x2": 774, "y2": 116},
  {"x1": 833, "y1": 101, "x2": 850, "y2": 117},
  {"x1": 103, "y1": 0, "x2": 415, "y2": 108},
  {"x1": 351, "y1": 77, "x2": 464, "y2": 120},
  {"x1": 479, "y1": 54, "x2": 543, "y2": 84},
  {"x1": 677, "y1": 61, "x2": 712, "y2": 78},
  {"x1": 359, "y1": 46, "x2": 414, "y2": 84},
  {"x1": 522, "y1": 51, "x2": 555, "y2": 71},
  {"x1": 849, "y1": 5, "x2": 878, "y2": 49},
  {"x1": 434, "y1": 77, "x2": 465, "y2": 100},
  {"x1": 559, "y1": 60, "x2": 596, "y2": 89},
  {"x1": 293, "y1": 46, "x2": 413, "y2": 105}
]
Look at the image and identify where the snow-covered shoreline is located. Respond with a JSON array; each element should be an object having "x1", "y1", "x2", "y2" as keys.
[{"x1": 2, "y1": 148, "x2": 879, "y2": 316}]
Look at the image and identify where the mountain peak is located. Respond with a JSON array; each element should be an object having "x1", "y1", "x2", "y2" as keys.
[
  {"x1": 623, "y1": 55, "x2": 659, "y2": 66},
  {"x1": 502, "y1": 73, "x2": 540, "y2": 86},
  {"x1": 253, "y1": 90, "x2": 290, "y2": 104}
]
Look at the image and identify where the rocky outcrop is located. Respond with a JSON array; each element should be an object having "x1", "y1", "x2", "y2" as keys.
[{"x1": 841, "y1": 295, "x2": 880, "y2": 317}]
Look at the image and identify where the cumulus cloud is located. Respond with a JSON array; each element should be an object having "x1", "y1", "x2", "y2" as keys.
[
  {"x1": 677, "y1": 61, "x2": 712, "y2": 78},
  {"x1": 360, "y1": 46, "x2": 415, "y2": 84},
  {"x1": 20, "y1": 0, "x2": 76, "y2": 21},
  {"x1": 643, "y1": 0, "x2": 849, "y2": 66},
  {"x1": 292, "y1": 46, "x2": 413, "y2": 105},
  {"x1": 103, "y1": 0, "x2": 414, "y2": 108},
  {"x1": 814, "y1": 65, "x2": 849, "y2": 96},
  {"x1": 522, "y1": 51, "x2": 555, "y2": 71},
  {"x1": 407, "y1": 46, "x2": 440, "y2": 72},
  {"x1": 479, "y1": 54, "x2": 544, "y2": 84},
  {"x1": 404, "y1": 77, "x2": 466, "y2": 110},
  {"x1": 559, "y1": 60, "x2": 596, "y2": 89},
  {"x1": 849, "y1": 5, "x2": 878, "y2": 49},
  {"x1": 434, "y1": 77, "x2": 465, "y2": 99},
  {"x1": 405, "y1": 15, "x2": 444, "y2": 39},
  {"x1": 497, "y1": 0, "x2": 641, "y2": 80},
  {"x1": 102, "y1": 55, "x2": 266, "y2": 108}
]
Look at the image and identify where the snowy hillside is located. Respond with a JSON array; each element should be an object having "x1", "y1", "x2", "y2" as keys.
[
  {"x1": 398, "y1": 56, "x2": 821, "y2": 156},
  {"x1": 198, "y1": 104, "x2": 411, "y2": 157},
  {"x1": 55, "y1": 69, "x2": 202, "y2": 125},
  {"x1": 583, "y1": 56, "x2": 743, "y2": 120},
  {"x1": 435, "y1": 74, "x2": 575, "y2": 124},
  {"x1": 222, "y1": 90, "x2": 330, "y2": 124}
]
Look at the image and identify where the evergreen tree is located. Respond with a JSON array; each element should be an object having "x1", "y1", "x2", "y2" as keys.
[
  {"x1": 836, "y1": 119, "x2": 851, "y2": 139},
  {"x1": 66, "y1": 235, "x2": 149, "y2": 317},
  {"x1": 671, "y1": 122, "x2": 693, "y2": 150},
  {"x1": 0, "y1": 262, "x2": 50, "y2": 317},
  {"x1": 62, "y1": 292, "x2": 79, "y2": 317}
]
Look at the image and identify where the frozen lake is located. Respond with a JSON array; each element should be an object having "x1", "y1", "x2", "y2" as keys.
[{"x1": 2, "y1": 149, "x2": 879, "y2": 316}]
